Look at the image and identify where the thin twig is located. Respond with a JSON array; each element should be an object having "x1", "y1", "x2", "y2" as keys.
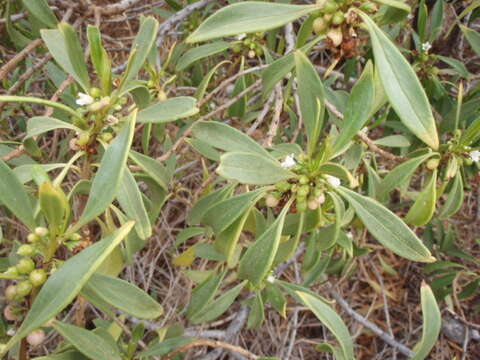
[
  {"x1": 165, "y1": 338, "x2": 258, "y2": 360},
  {"x1": 0, "y1": 39, "x2": 43, "y2": 82}
]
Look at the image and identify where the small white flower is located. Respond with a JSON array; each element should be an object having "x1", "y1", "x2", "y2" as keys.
[
  {"x1": 281, "y1": 154, "x2": 296, "y2": 169},
  {"x1": 7, "y1": 329, "x2": 15, "y2": 336},
  {"x1": 76, "y1": 92, "x2": 94, "y2": 106},
  {"x1": 236, "y1": 33, "x2": 247, "y2": 40},
  {"x1": 469, "y1": 150, "x2": 480, "y2": 162},
  {"x1": 422, "y1": 42, "x2": 432, "y2": 52},
  {"x1": 266, "y1": 275, "x2": 275, "y2": 284},
  {"x1": 360, "y1": 127, "x2": 369, "y2": 134},
  {"x1": 325, "y1": 175, "x2": 341, "y2": 188},
  {"x1": 347, "y1": 232, "x2": 354, "y2": 240}
]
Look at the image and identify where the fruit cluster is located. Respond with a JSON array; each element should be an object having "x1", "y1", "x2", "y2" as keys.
[
  {"x1": 313, "y1": 0, "x2": 377, "y2": 55},
  {"x1": 231, "y1": 32, "x2": 265, "y2": 59}
]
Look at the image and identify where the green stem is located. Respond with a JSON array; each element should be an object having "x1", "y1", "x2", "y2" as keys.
[{"x1": 0, "y1": 95, "x2": 83, "y2": 120}]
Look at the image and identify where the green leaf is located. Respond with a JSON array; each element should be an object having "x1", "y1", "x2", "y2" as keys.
[
  {"x1": 438, "y1": 172, "x2": 463, "y2": 220},
  {"x1": 39, "y1": 181, "x2": 70, "y2": 234},
  {"x1": 73, "y1": 113, "x2": 136, "y2": 231},
  {"x1": 373, "y1": 134, "x2": 411, "y2": 147},
  {"x1": 247, "y1": 292, "x2": 265, "y2": 328},
  {"x1": 2, "y1": 222, "x2": 134, "y2": 354},
  {"x1": 372, "y1": 0, "x2": 410, "y2": 15},
  {"x1": 118, "y1": 16, "x2": 159, "y2": 93},
  {"x1": 202, "y1": 188, "x2": 266, "y2": 234},
  {"x1": 359, "y1": 12, "x2": 439, "y2": 149},
  {"x1": 137, "y1": 97, "x2": 199, "y2": 123},
  {"x1": 138, "y1": 337, "x2": 195, "y2": 357},
  {"x1": 117, "y1": 168, "x2": 151, "y2": 240},
  {"x1": 459, "y1": 116, "x2": 480, "y2": 146},
  {"x1": 186, "y1": 272, "x2": 225, "y2": 319},
  {"x1": 336, "y1": 186, "x2": 435, "y2": 262},
  {"x1": 333, "y1": 62, "x2": 374, "y2": 154},
  {"x1": 378, "y1": 153, "x2": 436, "y2": 199},
  {"x1": 214, "y1": 210, "x2": 251, "y2": 266},
  {"x1": 33, "y1": 350, "x2": 86, "y2": 360},
  {"x1": 460, "y1": 25, "x2": 480, "y2": 57},
  {"x1": 58, "y1": 23, "x2": 91, "y2": 92},
  {"x1": 218, "y1": 152, "x2": 294, "y2": 185},
  {"x1": 22, "y1": 0, "x2": 58, "y2": 28},
  {"x1": 187, "y1": 2, "x2": 316, "y2": 43},
  {"x1": 53, "y1": 321, "x2": 121, "y2": 360},
  {"x1": 82, "y1": 273, "x2": 163, "y2": 319},
  {"x1": 192, "y1": 121, "x2": 272, "y2": 159},
  {"x1": 87, "y1": 25, "x2": 112, "y2": 95},
  {"x1": 238, "y1": 204, "x2": 291, "y2": 286},
  {"x1": 0, "y1": 160, "x2": 36, "y2": 230},
  {"x1": 411, "y1": 283, "x2": 441, "y2": 360},
  {"x1": 195, "y1": 60, "x2": 230, "y2": 100},
  {"x1": 128, "y1": 150, "x2": 170, "y2": 191},
  {"x1": 295, "y1": 50, "x2": 325, "y2": 156},
  {"x1": 0, "y1": 96, "x2": 81, "y2": 120},
  {"x1": 190, "y1": 281, "x2": 247, "y2": 324},
  {"x1": 405, "y1": 170, "x2": 437, "y2": 226},
  {"x1": 177, "y1": 41, "x2": 231, "y2": 71},
  {"x1": 187, "y1": 184, "x2": 235, "y2": 225},
  {"x1": 26, "y1": 116, "x2": 81, "y2": 139},
  {"x1": 297, "y1": 291, "x2": 354, "y2": 360}
]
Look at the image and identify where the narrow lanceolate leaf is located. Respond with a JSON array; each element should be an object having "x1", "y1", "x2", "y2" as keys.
[
  {"x1": 82, "y1": 273, "x2": 163, "y2": 319},
  {"x1": 295, "y1": 50, "x2": 325, "y2": 156},
  {"x1": 117, "y1": 168, "x2": 152, "y2": 240},
  {"x1": 438, "y1": 172, "x2": 464, "y2": 220},
  {"x1": 333, "y1": 61, "x2": 374, "y2": 154},
  {"x1": 26, "y1": 116, "x2": 81, "y2": 139},
  {"x1": 190, "y1": 281, "x2": 247, "y2": 324},
  {"x1": 87, "y1": 25, "x2": 112, "y2": 95},
  {"x1": 2, "y1": 222, "x2": 134, "y2": 354},
  {"x1": 119, "y1": 16, "x2": 159, "y2": 92},
  {"x1": 238, "y1": 204, "x2": 291, "y2": 286},
  {"x1": 218, "y1": 152, "x2": 294, "y2": 185},
  {"x1": 0, "y1": 160, "x2": 36, "y2": 230},
  {"x1": 187, "y1": 184, "x2": 235, "y2": 225},
  {"x1": 202, "y1": 188, "x2": 266, "y2": 234},
  {"x1": 74, "y1": 113, "x2": 136, "y2": 230},
  {"x1": 128, "y1": 150, "x2": 170, "y2": 191},
  {"x1": 41, "y1": 27, "x2": 90, "y2": 92},
  {"x1": 412, "y1": 283, "x2": 441, "y2": 360},
  {"x1": 336, "y1": 186, "x2": 435, "y2": 262},
  {"x1": 460, "y1": 25, "x2": 480, "y2": 56},
  {"x1": 53, "y1": 321, "x2": 121, "y2": 360},
  {"x1": 378, "y1": 153, "x2": 436, "y2": 199},
  {"x1": 186, "y1": 272, "x2": 225, "y2": 320},
  {"x1": 297, "y1": 291, "x2": 354, "y2": 360},
  {"x1": 187, "y1": 2, "x2": 316, "y2": 43},
  {"x1": 177, "y1": 41, "x2": 231, "y2": 71},
  {"x1": 359, "y1": 12, "x2": 439, "y2": 149},
  {"x1": 22, "y1": 0, "x2": 58, "y2": 28},
  {"x1": 405, "y1": 170, "x2": 437, "y2": 226},
  {"x1": 191, "y1": 121, "x2": 273, "y2": 159},
  {"x1": 137, "y1": 97, "x2": 199, "y2": 123}
]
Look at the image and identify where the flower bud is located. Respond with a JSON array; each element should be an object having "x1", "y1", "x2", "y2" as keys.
[
  {"x1": 297, "y1": 185, "x2": 310, "y2": 197},
  {"x1": 308, "y1": 198, "x2": 319, "y2": 210},
  {"x1": 29, "y1": 269, "x2": 47, "y2": 287},
  {"x1": 17, "y1": 258, "x2": 35, "y2": 275},
  {"x1": 313, "y1": 17, "x2": 328, "y2": 34},
  {"x1": 298, "y1": 175, "x2": 310, "y2": 185},
  {"x1": 323, "y1": 0, "x2": 338, "y2": 13},
  {"x1": 426, "y1": 158, "x2": 439, "y2": 170},
  {"x1": 3, "y1": 304, "x2": 18, "y2": 321},
  {"x1": 248, "y1": 50, "x2": 256, "y2": 59},
  {"x1": 327, "y1": 28, "x2": 343, "y2": 47},
  {"x1": 266, "y1": 195, "x2": 280, "y2": 208},
  {"x1": 34, "y1": 227, "x2": 48, "y2": 237},
  {"x1": 89, "y1": 87, "x2": 101, "y2": 98},
  {"x1": 16, "y1": 280, "x2": 33, "y2": 297},
  {"x1": 27, "y1": 330, "x2": 45, "y2": 347},
  {"x1": 27, "y1": 233, "x2": 39, "y2": 243},
  {"x1": 157, "y1": 90, "x2": 168, "y2": 102},
  {"x1": 332, "y1": 11, "x2": 345, "y2": 25},
  {"x1": 17, "y1": 245, "x2": 34, "y2": 257}
]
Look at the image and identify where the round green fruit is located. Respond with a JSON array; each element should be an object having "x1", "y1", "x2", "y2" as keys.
[
  {"x1": 17, "y1": 245, "x2": 34, "y2": 257},
  {"x1": 16, "y1": 280, "x2": 33, "y2": 297},
  {"x1": 30, "y1": 269, "x2": 47, "y2": 287},
  {"x1": 17, "y1": 258, "x2": 35, "y2": 275}
]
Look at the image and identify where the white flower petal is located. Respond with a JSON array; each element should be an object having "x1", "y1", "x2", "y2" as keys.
[
  {"x1": 469, "y1": 150, "x2": 480, "y2": 162},
  {"x1": 281, "y1": 154, "x2": 296, "y2": 169},
  {"x1": 325, "y1": 175, "x2": 341, "y2": 188},
  {"x1": 422, "y1": 42, "x2": 432, "y2": 52},
  {"x1": 76, "y1": 92, "x2": 94, "y2": 106}
]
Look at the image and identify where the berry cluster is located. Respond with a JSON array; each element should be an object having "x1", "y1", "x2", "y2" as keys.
[{"x1": 231, "y1": 32, "x2": 265, "y2": 59}]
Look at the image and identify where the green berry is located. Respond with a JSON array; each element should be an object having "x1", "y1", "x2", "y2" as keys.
[
  {"x1": 323, "y1": 0, "x2": 339, "y2": 13},
  {"x1": 275, "y1": 181, "x2": 291, "y2": 192},
  {"x1": 313, "y1": 17, "x2": 328, "y2": 34},
  {"x1": 29, "y1": 269, "x2": 47, "y2": 287},
  {"x1": 100, "y1": 132, "x2": 113, "y2": 142},
  {"x1": 17, "y1": 258, "x2": 35, "y2": 275},
  {"x1": 17, "y1": 245, "x2": 34, "y2": 257},
  {"x1": 27, "y1": 233, "x2": 39, "y2": 243},
  {"x1": 89, "y1": 87, "x2": 101, "y2": 98},
  {"x1": 297, "y1": 185, "x2": 310, "y2": 197},
  {"x1": 332, "y1": 11, "x2": 345, "y2": 25},
  {"x1": 5, "y1": 285, "x2": 17, "y2": 301},
  {"x1": 16, "y1": 280, "x2": 33, "y2": 297},
  {"x1": 69, "y1": 233, "x2": 82, "y2": 241},
  {"x1": 4, "y1": 267, "x2": 19, "y2": 276},
  {"x1": 35, "y1": 227, "x2": 48, "y2": 237},
  {"x1": 298, "y1": 175, "x2": 310, "y2": 185},
  {"x1": 426, "y1": 158, "x2": 439, "y2": 170}
]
